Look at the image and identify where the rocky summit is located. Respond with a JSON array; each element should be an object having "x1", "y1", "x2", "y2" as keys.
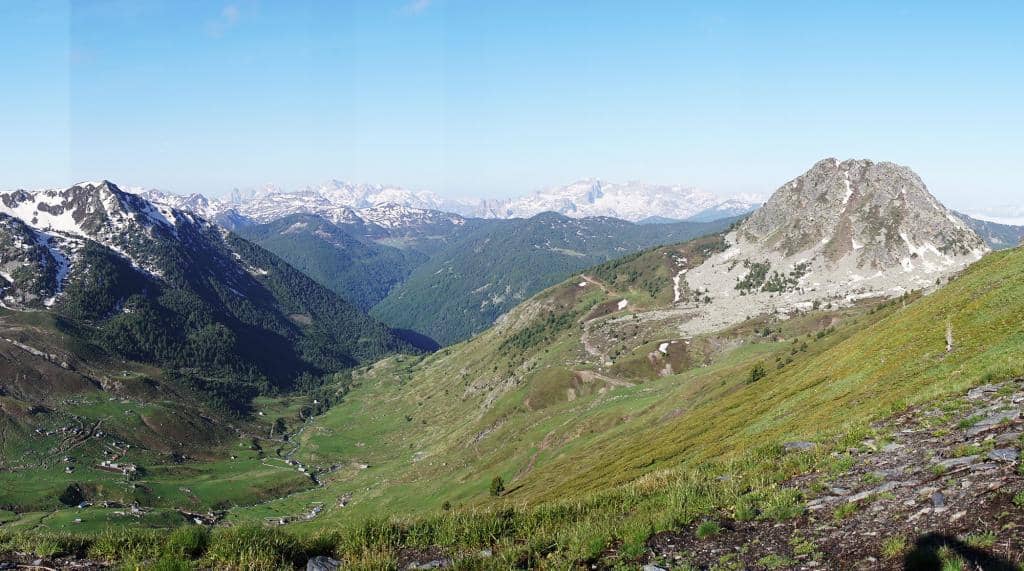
[
  {"x1": 738, "y1": 158, "x2": 986, "y2": 267},
  {"x1": 678, "y1": 158, "x2": 989, "y2": 335}
]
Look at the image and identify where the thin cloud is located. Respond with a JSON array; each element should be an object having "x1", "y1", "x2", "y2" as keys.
[
  {"x1": 400, "y1": 0, "x2": 432, "y2": 15},
  {"x1": 205, "y1": 3, "x2": 241, "y2": 37}
]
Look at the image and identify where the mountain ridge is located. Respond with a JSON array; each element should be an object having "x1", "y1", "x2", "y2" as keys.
[
  {"x1": 0, "y1": 181, "x2": 413, "y2": 401},
  {"x1": 129, "y1": 176, "x2": 761, "y2": 227}
]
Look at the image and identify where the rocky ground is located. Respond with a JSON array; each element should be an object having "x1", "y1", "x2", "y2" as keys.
[{"x1": 641, "y1": 379, "x2": 1024, "y2": 570}]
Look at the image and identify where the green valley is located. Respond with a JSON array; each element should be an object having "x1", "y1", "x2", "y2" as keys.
[{"x1": 7, "y1": 232, "x2": 1021, "y2": 569}]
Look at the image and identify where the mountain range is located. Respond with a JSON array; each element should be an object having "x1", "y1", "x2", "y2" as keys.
[
  {"x1": 0, "y1": 181, "x2": 413, "y2": 408},
  {"x1": 369, "y1": 213, "x2": 737, "y2": 346},
  {"x1": 197, "y1": 157, "x2": 1023, "y2": 569},
  {"x1": 2, "y1": 160, "x2": 1024, "y2": 570},
  {"x1": 134, "y1": 177, "x2": 763, "y2": 227}
]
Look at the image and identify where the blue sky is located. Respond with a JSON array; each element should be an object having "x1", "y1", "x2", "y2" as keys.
[{"x1": 1, "y1": 1, "x2": 1021, "y2": 214}]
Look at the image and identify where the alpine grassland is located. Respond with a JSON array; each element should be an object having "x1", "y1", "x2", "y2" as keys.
[{"x1": 5, "y1": 244, "x2": 1024, "y2": 568}]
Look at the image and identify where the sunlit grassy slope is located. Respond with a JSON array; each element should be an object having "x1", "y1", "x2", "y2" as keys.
[
  {"x1": 6, "y1": 243, "x2": 1023, "y2": 569},
  {"x1": 231, "y1": 241, "x2": 1024, "y2": 534},
  {"x1": 0, "y1": 309, "x2": 317, "y2": 524}
]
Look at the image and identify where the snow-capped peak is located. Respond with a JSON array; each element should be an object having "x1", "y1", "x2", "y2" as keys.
[{"x1": 453, "y1": 179, "x2": 763, "y2": 222}]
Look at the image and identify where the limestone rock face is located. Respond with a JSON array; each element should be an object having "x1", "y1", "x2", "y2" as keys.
[
  {"x1": 676, "y1": 158, "x2": 989, "y2": 336},
  {"x1": 738, "y1": 158, "x2": 986, "y2": 268}
]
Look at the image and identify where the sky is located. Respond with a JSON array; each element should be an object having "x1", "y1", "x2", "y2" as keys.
[{"x1": 1, "y1": 1, "x2": 1022, "y2": 217}]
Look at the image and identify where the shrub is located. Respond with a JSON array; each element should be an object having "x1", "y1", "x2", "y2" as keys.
[
  {"x1": 758, "y1": 554, "x2": 796, "y2": 569},
  {"x1": 58, "y1": 483, "x2": 85, "y2": 507},
  {"x1": 203, "y1": 526, "x2": 304, "y2": 570},
  {"x1": 695, "y1": 520, "x2": 721, "y2": 539},
  {"x1": 962, "y1": 531, "x2": 996, "y2": 549},
  {"x1": 748, "y1": 363, "x2": 768, "y2": 384},
  {"x1": 881, "y1": 535, "x2": 907, "y2": 558},
  {"x1": 17, "y1": 532, "x2": 89, "y2": 559},
  {"x1": 732, "y1": 495, "x2": 757, "y2": 521},
  {"x1": 759, "y1": 489, "x2": 804, "y2": 521},
  {"x1": 88, "y1": 529, "x2": 162, "y2": 562},
  {"x1": 167, "y1": 525, "x2": 210, "y2": 559},
  {"x1": 833, "y1": 502, "x2": 857, "y2": 521},
  {"x1": 490, "y1": 476, "x2": 505, "y2": 497}
]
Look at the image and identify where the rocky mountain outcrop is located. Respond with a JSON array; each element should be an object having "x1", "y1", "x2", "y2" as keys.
[
  {"x1": 677, "y1": 159, "x2": 989, "y2": 334},
  {"x1": 133, "y1": 188, "x2": 250, "y2": 230},
  {"x1": 737, "y1": 158, "x2": 984, "y2": 266},
  {"x1": 0, "y1": 181, "x2": 412, "y2": 389},
  {"x1": 0, "y1": 181, "x2": 207, "y2": 308}
]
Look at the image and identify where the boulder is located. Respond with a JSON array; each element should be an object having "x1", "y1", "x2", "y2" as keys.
[
  {"x1": 307, "y1": 556, "x2": 341, "y2": 571},
  {"x1": 988, "y1": 448, "x2": 1019, "y2": 462},
  {"x1": 937, "y1": 455, "x2": 978, "y2": 469},
  {"x1": 996, "y1": 431, "x2": 1023, "y2": 444},
  {"x1": 783, "y1": 441, "x2": 816, "y2": 453},
  {"x1": 407, "y1": 560, "x2": 451, "y2": 570},
  {"x1": 967, "y1": 385, "x2": 999, "y2": 400},
  {"x1": 965, "y1": 410, "x2": 1021, "y2": 436}
]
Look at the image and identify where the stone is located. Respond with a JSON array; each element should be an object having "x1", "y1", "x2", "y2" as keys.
[
  {"x1": 848, "y1": 482, "x2": 898, "y2": 503},
  {"x1": 307, "y1": 556, "x2": 341, "y2": 571},
  {"x1": 931, "y1": 492, "x2": 945, "y2": 508},
  {"x1": 937, "y1": 455, "x2": 978, "y2": 469},
  {"x1": 643, "y1": 566, "x2": 668, "y2": 571},
  {"x1": 995, "y1": 431, "x2": 1022, "y2": 444},
  {"x1": 783, "y1": 441, "x2": 816, "y2": 452},
  {"x1": 479, "y1": 549, "x2": 493, "y2": 558},
  {"x1": 988, "y1": 448, "x2": 1019, "y2": 462},
  {"x1": 967, "y1": 385, "x2": 999, "y2": 400},
  {"x1": 807, "y1": 497, "x2": 836, "y2": 511},
  {"x1": 408, "y1": 560, "x2": 451, "y2": 570},
  {"x1": 966, "y1": 410, "x2": 1021, "y2": 436}
]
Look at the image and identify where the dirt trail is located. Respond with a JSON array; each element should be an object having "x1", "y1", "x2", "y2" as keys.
[
  {"x1": 574, "y1": 369, "x2": 634, "y2": 389},
  {"x1": 577, "y1": 275, "x2": 612, "y2": 361}
]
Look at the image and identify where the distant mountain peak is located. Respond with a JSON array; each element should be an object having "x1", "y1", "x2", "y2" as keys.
[
  {"x1": 119, "y1": 174, "x2": 765, "y2": 229},
  {"x1": 463, "y1": 178, "x2": 762, "y2": 222}
]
